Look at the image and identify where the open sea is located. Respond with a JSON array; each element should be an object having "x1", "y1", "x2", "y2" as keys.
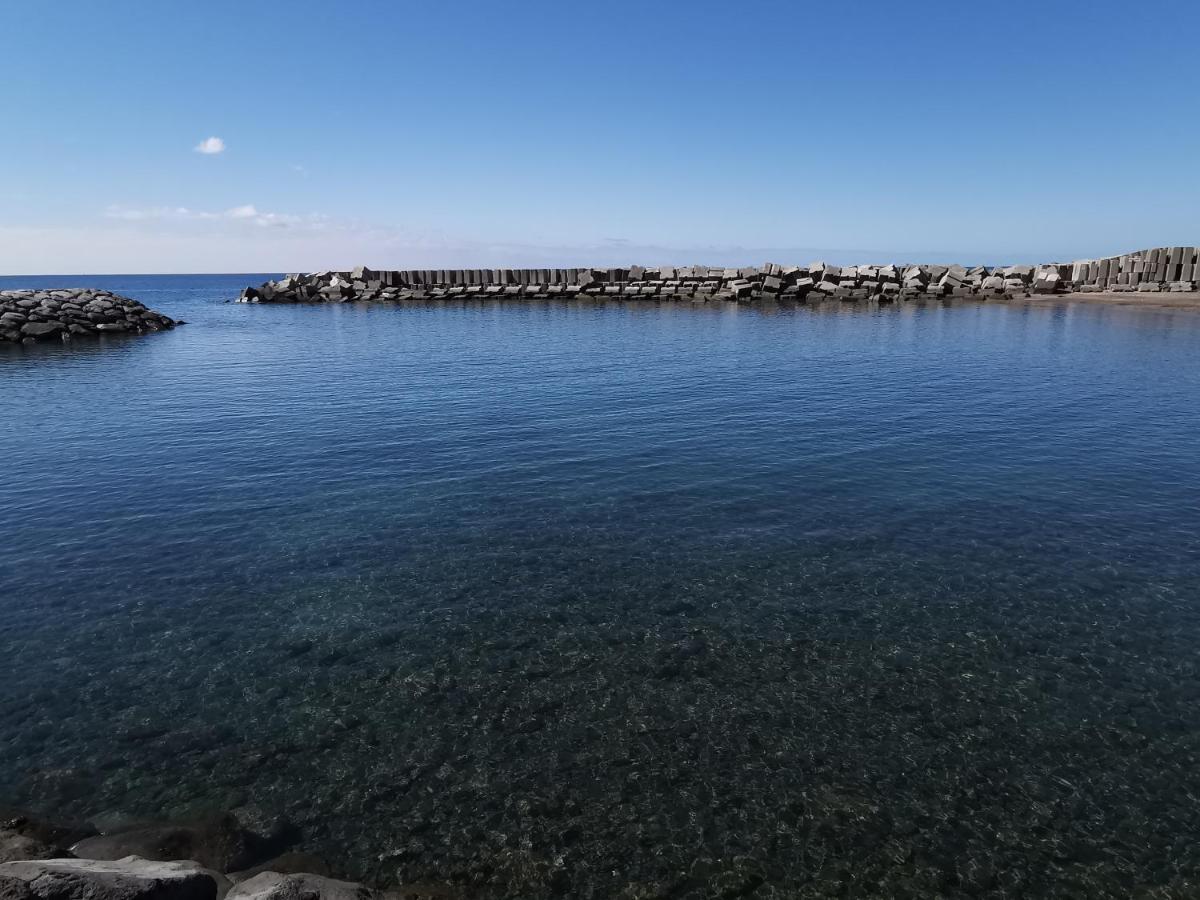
[{"x1": 2, "y1": 274, "x2": 1200, "y2": 898}]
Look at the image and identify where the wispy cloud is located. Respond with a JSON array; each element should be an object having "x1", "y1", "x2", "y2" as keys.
[
  {"x1": 194, "y1": 136, "x2": 226, "y2": 155},
  {"x1": 104, "y1": 203, "x2": 325, "y2": 229},
  {"x1": 104, "y1": 205, "x2": 202, "y2": 221}
]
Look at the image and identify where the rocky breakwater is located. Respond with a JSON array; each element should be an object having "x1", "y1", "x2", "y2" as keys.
[
  {"x1": 236, "y1": 247, "x2": 1200, "y2": 306},
  {"x1": 238, "y1": 263, "x2": 1055, "y2": 305},
  {"x1": 0, "y1": 290, "x2": 178, "y2": 345}
]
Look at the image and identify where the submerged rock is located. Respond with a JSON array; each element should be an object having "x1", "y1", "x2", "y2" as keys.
[
  {"x1": 71, "y1": 814, "x2": 265, "y2": 874},
  {"x1": 226, "y1": 873, "x2": 371, "y2": 900},
  {"x1": 0, "y1": 835, "x2": 52, "y2": 867},
  {"x1": 0, "y1": 811, "x2": 95, "y2": 864},
  {"x1": 228, "y1": 854, "x2": 331, "y2": 884}
]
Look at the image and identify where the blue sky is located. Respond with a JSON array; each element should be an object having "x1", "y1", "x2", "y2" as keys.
[{"x1": 2, "y1": 0, "x2": 1198, "y2": 273}]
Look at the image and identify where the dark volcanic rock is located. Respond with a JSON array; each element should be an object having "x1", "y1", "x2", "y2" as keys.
[
  {"x1": 225, "y1": 873, "x2": 371, "y2": 900},
  {"x1": 0, "y1": 811, "x2": 95, "y2": 864},
  {"x1": 71, "y1": 814, "x2": 265, "y2": 874},
  {"x1": 227, "y1": 854, "x2": 331, "y2": 885},
  {"x1": 0, "y1": 290, "x2": 177, "y2": 344},
  {"x1": 0, "y1": 834, "x2": 53, "y2": 867},
  {"x1": 19, "y1": 322, "x2": 64, "y2": 338}
]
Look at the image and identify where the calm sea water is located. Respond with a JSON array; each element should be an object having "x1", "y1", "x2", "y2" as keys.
[{"x1": 3, "y1": 274, "x2": 1200, "y2": 898}]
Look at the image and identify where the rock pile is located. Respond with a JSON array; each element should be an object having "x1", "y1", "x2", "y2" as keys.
[
  {"x1": 0, "y1": 290, "x2": 178, "y2": 345},
  {"x1": 0, "y1": 858, "x2": 431, "y2": 900},
  {"x1": 0, "y1": 811, "x2": 456, "y2": 900}
]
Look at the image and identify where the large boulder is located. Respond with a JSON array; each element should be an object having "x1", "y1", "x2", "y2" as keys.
[
  {"x1": 19, "y1": 322, "x2": 65, "y2": 338},
  {"x1": 0, "y1": 834, "x2": 54, "y2": 866},
  {"x1": 0, "y1": 856, "x2": 224, "y2": 900},
  {"x1": 0, "y1": 812, "x2": 95, "y2": 864},
  {"x1": 227, "y1": 855, "x2": 330, "y2": 885},
  {"x1": 226, "y1": 873, "x2": 372, "y2": 900},
  {"x1": 71, "y1": 814, "x2": 275, "y2": 874}
]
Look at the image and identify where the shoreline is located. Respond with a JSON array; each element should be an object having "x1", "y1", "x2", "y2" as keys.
[{"x1": 1003, "y1": 290, "x2": 1200, "y2": 311}]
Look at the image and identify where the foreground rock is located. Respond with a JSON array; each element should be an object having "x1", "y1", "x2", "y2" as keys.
[
  {"x1": 0, "y1": 860, "x2": 457, "y2": 900},
  {"x1": 228, "y1": 855, "x2": 331, "y2": 884},
  {"x1": 226, "y1": 873, "x2": 371, "y2": 900},
  {"x1": 0, "y1": 856, "x2": 224, "y2": 900},
  {"x1": 0, "y1": 290, "x2": 178, "y2": 344},
  {"x1": 0, "y1": 811, "x2": 95, "y2": 864},
  {"x1": 71, "y1": 812, "x2": 291, "y2": 875},
  {"x1": 236, "y1": 246, "x2": 1200, "y2": 306},
  {"x1": 226, "y1": 873, "x2": 457, "y2": 900}
]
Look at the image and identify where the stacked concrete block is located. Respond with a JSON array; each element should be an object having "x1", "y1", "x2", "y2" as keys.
[
  {"x1": 234, "y1": 248, "x2": 1199, "y2": 306},
  {"x1": 1062, "y1": 246, "x2": 1200, "y2": 291}
]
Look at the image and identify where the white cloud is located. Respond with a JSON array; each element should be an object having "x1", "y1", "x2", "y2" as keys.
[
  {"x1": 194, "y1": 136, "x2": 226, "y2": 155},
  {"x1": 104, "y1": 203, "x2": 328, "y2": 231},
  {"x1": 104, "y1": 205, "x2": 198, "y2": 221}
]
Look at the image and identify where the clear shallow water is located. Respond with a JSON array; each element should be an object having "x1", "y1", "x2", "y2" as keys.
[{"x1": 2, "y1": 275, "x2": 1200, "y2": 897}]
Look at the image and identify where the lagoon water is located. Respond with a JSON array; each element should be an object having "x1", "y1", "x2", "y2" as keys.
[{"x1": 2, "y1": 274, "x2": 1200, "y2": 897}]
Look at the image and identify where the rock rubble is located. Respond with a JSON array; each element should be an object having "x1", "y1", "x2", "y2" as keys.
[
  {"x1": 0, "y1": 290, "x2": 178, "y2": 345},
  {"x1": 0, "y1": 812, "x2": 457, "y2": 900}
]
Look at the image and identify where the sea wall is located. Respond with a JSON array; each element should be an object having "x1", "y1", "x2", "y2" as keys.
[
  {"x1": 0, "y1": 290, "x2": 179, "y2": 344},
  {"x1": 236, "y1": 246, "x2": 1200, "y2": 305}
]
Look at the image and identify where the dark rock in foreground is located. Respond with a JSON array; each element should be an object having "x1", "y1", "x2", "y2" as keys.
[
  {"x1": 226, "y1": 872, "x2": 373, "y2": 900},
  {"x1": 0, "y1": 811, "x2": 95, "y2": 864},
  {"x1": 227, "y1": 854, "x2": 331, "y2": 884},
  {"x1": 0, "y1": 858, "x2": 458, "y2": 900},
  {"x1": 0, "y1": 857, "x2": 224, "y2": 900},
  {"x1": 0, "y1": 290, "x2": 178, "y2": 345},
  {"x1": 0, "y1": 811, "x2": 460, "y2": 900}
]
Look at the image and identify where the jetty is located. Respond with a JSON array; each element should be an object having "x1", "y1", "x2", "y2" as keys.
[{"x1": 237, "y1": 246, "x2": 1200, "y2": 305}]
